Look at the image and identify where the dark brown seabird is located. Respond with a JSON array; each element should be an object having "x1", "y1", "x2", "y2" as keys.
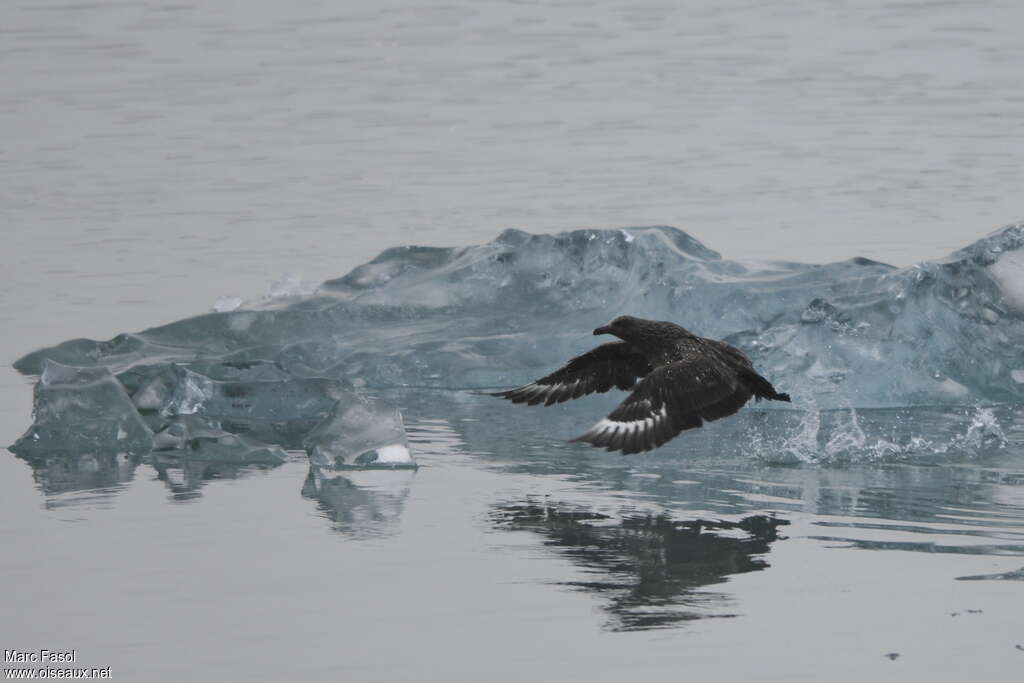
[{"x1": 492, "y1": 315, "x2": 791, "y2": 454}]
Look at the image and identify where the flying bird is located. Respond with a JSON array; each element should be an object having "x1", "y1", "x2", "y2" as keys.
[{"x1": 492, "y1": 315, "x2": 790, "y2": 454}]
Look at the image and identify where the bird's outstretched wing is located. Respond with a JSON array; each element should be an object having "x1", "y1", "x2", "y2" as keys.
[
  {"x1": 571, "y1": 351, "x2": 754, "y2": 454},
  {"x1": 491, "y1": 342, "x2": 653, "y2": 406}
]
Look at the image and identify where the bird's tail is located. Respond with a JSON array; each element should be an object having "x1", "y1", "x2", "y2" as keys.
[{"x1": 743, "y1": 370, "x2": 791, "y2": 402}]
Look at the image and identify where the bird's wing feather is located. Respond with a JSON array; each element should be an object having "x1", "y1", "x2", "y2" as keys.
[
  {"x1": 571, "y1": 349, "x2": 753, "y2": 454},
  {"x1": 491, "y1": 342, "x2": 653, "y2": 406},
  {"x1": 707, "y1": 338, "x2": 791, "y2": 402},
  {"x1": 705, "y1": 338, "x2": 755, "y2": 369}
]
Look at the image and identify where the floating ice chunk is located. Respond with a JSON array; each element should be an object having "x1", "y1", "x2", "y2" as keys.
[
  {"x1": 10, "y1": 361, "x2": 153, "y2": 456},
  {"x1": 13, "y1": 222, "x2": 1024, "y2": 406},
  {"x1": 152, "y1": 416, "x2": 287, "y2": 465},
  {"x1": 304, "y1": 394, "x2": 415, "y2": 469}
]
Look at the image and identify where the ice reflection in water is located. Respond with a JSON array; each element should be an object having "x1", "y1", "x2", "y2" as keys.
[
  {"x1": 301, "y1": 467, "x2": 416, "y2": 538},
  {"x1": 7, "y1": 388, "x2": 1024, "y2": 635},
  {"x1": 15, "y1": 449, "x2": 284, "y2": 504},
  {"x1": 150, "y1": 452, "x2": 277, "y2": 503},
  {"x1": 19, "y1": 452, "x2": 141, "y2": 507}
]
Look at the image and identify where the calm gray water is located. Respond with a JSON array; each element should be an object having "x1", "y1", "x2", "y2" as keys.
[{"x1": 3, "y1": 1, "x2": 1024, "y2": 681}]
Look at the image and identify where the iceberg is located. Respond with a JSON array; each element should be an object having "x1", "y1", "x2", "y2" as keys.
[
  {"x1": 9, "y1": 222, "x2": 1024, "y2": 466},
  {"x1": 13, "y1": 223, "x2": 1024, "y2": 408}
]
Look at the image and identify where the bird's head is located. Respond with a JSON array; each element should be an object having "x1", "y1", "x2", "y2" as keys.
[
  {"x1": 594, "y1": 315, "x2": 689, "y2": 348},
  {"x1": 593, "y1": 315, "x2": 645, "y2": 342}
]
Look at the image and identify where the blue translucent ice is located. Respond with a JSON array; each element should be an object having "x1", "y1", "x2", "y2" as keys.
[
  {"x1": 11, "y1": 223, "x2": 1024, "y2": 461},
  {"x1": 11, "y1": 361, "x2": 153, "y2": 456},
  {"x1": 16, "y1": 223, "x2": 1024, "y2": 407}
]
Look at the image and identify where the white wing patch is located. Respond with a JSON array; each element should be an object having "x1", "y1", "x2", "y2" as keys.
[
  {"x1": 580, "y1": 405, "x2": 669, "y2": 452},
  {"x1": 498, "y1": 377, "x2": 586, "y2": 405}
]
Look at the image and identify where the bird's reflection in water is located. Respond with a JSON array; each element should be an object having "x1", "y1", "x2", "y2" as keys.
[
  {"x1": 302, "y1": 466, "x2": 416, "y2": 538},
  {"x1": 492, "y1": 501, "x2": 788, "y2": 631}
]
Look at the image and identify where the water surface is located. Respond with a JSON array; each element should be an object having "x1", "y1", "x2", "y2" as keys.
[{"x1": 3, "y1": 1, "x2": 1024, "y2": 681}]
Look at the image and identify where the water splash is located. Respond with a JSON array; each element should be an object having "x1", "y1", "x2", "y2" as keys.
[
  {"x1": 952, "y1": 407, "x2": 1007, "y2": 451},
  {"x1": 755, "y1": 405, "x2": 1008, "y2": 465}
]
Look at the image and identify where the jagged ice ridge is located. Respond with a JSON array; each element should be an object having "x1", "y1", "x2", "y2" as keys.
[{"x1": 10, "y1": 222, "x2": 1024, "y2": 461}]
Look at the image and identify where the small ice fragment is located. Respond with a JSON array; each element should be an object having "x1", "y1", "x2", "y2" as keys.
[
  {"x1": 1012, "y1": 369, "x2": 1024, "y2": 384},
  {"x1": 212, "y1": 296, "x2": 244, "y2": 313},
  {"x1": 304, "y1": 394, "x2": 416, "y2": 469},
  {"x1": 11, "y1": 361, "x2": 153, "y2": 456}
]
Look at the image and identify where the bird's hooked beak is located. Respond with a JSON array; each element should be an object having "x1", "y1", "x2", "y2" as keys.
[{"x1": 593, "y1": 325, "x2": 613, "y2": 336}]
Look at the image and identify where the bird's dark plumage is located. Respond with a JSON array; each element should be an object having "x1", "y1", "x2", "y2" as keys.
[{"x1": 491, "y1": 315, "x2": 791, "y2": 455}]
